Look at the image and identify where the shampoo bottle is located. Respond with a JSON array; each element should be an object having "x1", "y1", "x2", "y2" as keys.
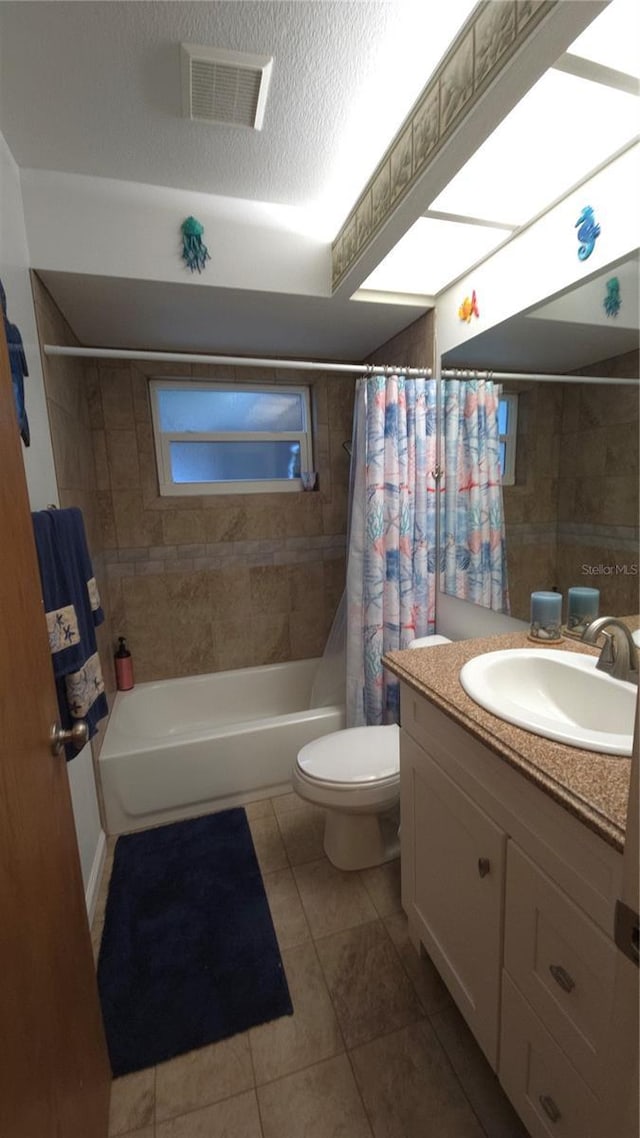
[{"x1": 115, "y1": 636, "x2": 134, "y2": 691}]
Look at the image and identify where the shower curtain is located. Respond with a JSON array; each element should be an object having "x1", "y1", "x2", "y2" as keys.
[
  {"x1": 442, "y1": 378, "x2": 509, "y2": 613},
  {"x1": 346, "y1": 374, "x2": 438, "y2": 727}
]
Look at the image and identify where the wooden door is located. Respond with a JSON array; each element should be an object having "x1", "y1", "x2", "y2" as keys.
[{"x1": 0, "y1": 324, "x2": 110, "y2": 1135}]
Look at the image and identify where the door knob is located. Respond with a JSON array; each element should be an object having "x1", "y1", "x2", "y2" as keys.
[{"x1": 50, "y1": 721, "x2": 89, "y2": 756}]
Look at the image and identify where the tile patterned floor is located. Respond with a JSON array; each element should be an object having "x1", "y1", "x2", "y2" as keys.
[{"x1": 94, "y1": 794, "x2": 529, "y2": 1138}]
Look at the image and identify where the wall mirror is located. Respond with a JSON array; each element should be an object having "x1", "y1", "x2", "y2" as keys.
[{"x1": 440, "y1": 252, "x2": 640, "y2": 623}]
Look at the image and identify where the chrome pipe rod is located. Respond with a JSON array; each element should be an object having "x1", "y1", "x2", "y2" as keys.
[
  {"x1": 42, "y1": 344, "x2": 432, "y2": 377},
  {"x1": 441, "y1": 368, "x2": 639, "y2": 386}
]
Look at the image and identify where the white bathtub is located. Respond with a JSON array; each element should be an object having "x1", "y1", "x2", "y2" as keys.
[{"x1": 99, "y1": 657, "x2": 345, "y2": 834}]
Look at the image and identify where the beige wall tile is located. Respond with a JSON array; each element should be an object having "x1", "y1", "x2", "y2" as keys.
[
  {"x1": 112, "y1": 489, "x2": 163, "y2": 548},
  {"x1": 92, "y1": 430, "x2": 111, "y2": 491},
  {"x1": 250, "y1": 565, "x2": 291, "y2": 614},
  {"x1": 161, "y1": 508, "x2": 206, "y2": 546},
  {"x1": 106, "y1": 429, "x2": 141, "y2": 490},
  {"x1": 247, "y1": 614, "x2": 291, "y2": 665},
  {"x1": 100, "y1": 367, "x2": 134, "y2": 431}
]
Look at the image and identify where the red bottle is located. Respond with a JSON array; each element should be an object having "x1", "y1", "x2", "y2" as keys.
[{"x1": 115, "y1": 636, "x2": 134, "y2": 691}]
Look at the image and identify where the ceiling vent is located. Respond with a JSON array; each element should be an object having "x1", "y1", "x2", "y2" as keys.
[{"x1": 181, "y1": 44, "x2": 273, "y2": 130}]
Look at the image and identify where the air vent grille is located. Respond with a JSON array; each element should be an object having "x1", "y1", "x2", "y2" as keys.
[{"x1": 181, "y1": 45, "x2": 273, "y2": 130}]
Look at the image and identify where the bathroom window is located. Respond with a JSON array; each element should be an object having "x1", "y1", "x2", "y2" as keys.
[
  {"x1": 150, "y1": 380, "x2": 313, "y2": 495},
  {"x1": 498, "y1": 393, "x2": 518, "y2": 485}
]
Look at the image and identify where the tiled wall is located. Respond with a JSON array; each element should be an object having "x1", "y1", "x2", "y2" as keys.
[
  {"x1": 556, "y1": 349, "x2": 639, "y2": 617},
  {"x1": 31, "y1": 274, "x2": 115, "y2": 757},
  {"x1": 32, "y1": 277, "x2": 353, "y2": 686},
  {"x1": 364, "y1": 311, "x2": 435, "y2": 372},
  {"x1": 501, "y1": 382, "x2": 563, "y2": 620},
  {"x1": 501, "y1": 350, "x2": 639, "y2": 620},
  {"x1": 86, "y1": 360, "x2": 352, "y2": 683}
]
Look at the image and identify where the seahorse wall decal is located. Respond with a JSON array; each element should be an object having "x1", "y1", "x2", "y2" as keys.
[{"x1": 575, "y1": 205, "x2": 601, "y2": 261}]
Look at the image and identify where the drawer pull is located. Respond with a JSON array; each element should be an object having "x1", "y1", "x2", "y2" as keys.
[
  {"x1": 477, "y1": 857, "x2": 491, "y2": 878},
  {"x1": 549, "y1": 963, "x2": 575, "y2": 993},
  {"x1": 539, "y1": 1095, "x2": 561, "y2": 1123}
]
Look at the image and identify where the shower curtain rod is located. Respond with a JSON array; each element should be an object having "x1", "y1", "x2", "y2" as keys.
[
  {"x1": 42, "y1": 346, "x2": 639, "y2": 386},
  {"x1": 42, "y1": 345, "x2": 431, "y2": 377},
  {"x1": 441, "y1": 368, "x2": 639, "y2": 387}
]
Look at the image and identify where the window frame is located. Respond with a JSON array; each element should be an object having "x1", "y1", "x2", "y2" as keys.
[
  {"x1": 149, "y1": 378, "x2": 313, "y2": 496},
  {"x1": 498, "y1": 392, "x2": 518, "y2": 486}
]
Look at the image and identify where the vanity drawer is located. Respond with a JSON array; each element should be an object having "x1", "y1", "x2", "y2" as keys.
[
  {"x1": 500, "y1": 971, "x2": 597, "y2": 1138},
  {"x1": 504, "y1": 842, "x2": 617, "y2": 1088}
]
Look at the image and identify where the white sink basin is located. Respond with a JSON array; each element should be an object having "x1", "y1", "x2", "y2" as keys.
[{"x1": 459, "y1": 649, "x2": 635, "y2": 756}]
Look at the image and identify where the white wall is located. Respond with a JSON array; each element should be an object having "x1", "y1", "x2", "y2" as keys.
[
  {"x1": 0, "y1": 130, "x2": 104, "y2": 910},
  {"x1": 20, "y1": 168, "x2": 331, "y2": 297},
  {"x1": 437, "y1": 142, "x2": 640, "y2": 358},
  {"x1": 0, "y1": 132, "x2": 58, "y2": 510}
]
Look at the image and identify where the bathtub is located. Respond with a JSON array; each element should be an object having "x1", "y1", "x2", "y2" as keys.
[{"x1": 99, "y1": 657, "x2": 345, "y2": 834}]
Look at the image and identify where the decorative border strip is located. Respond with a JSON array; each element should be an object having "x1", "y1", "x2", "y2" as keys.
[
  {"x1": 331, "y1": 0, "x2": 556, "y2": 290},
  {"x1": 104, "y1": 534, "x2": 347, "y2": 579}
]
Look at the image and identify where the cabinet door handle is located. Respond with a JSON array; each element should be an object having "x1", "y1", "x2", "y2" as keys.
[
  {"x1": 477, "y1": 857, "x2": 491, "y2": 878},
  {"x1": 549, "y1": 963, "x2": 575, "y2": 993},
  {"x1": 539, "y1": 1095, "x2": 561, "y2": 1123}
]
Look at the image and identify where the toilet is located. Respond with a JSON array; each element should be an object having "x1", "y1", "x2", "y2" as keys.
[{"x1": 293, "y1": 635, "x2": 452, "y2": 871}]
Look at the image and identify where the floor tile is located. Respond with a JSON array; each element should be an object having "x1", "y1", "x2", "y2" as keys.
[
  {"x1": 108, "y1": 1068, "x2": 155, "y2": 1136},
  {"x1": 315, "y1": 919, "x2": 423, "y2": 1049},
  {"x1": 359, "y1": 859, "x2": 402, "y2": 918},
  {"x1": 383, "y1": 911, "x2": 454, "y2": 1015},
  {"x1": 258, "y1": 1054, "x2": 373, "y2": 1138},
  {"x1": 271, "y1": 791, "x2": 302, "y2": 817},
  {"x1": 244, "y1": 797, "x2": 275, "y2": 821},
  {"x1": 156, "y1": 1089, "x2": 262, "y2": 1137},
  {"x1": 262, "y1": 867, "x2": 311, "y2": 948},
  {"x1": 247, "y1": 814, "x2": 288, "y2": 873},
  {"x1": 293, "y1": 857, "x2": 377, "y2": 938},
  {"x1": 249, "y1": 940, "x2": 343, "y2": 1085},
  {"x1": 431, "y1": 1003, "x2": 529, "y2": 1138},
  {"x1": 276, "y1": 803, "x2": 326, "y2": 866},
  {"x1": 155, "y1": 1034, "x2": 253, "y2": 1121},
  {"x1": 350, "y1": 1019, "x2": 485, "y2": 1138}
]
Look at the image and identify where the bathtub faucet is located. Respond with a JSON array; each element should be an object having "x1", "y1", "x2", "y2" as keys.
[{"x1": 581, "y1": 617, "x2": 639, "y2": 685}]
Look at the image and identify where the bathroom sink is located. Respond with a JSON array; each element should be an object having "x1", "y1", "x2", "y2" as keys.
[{"x1": 459, "y1": 649, "x2": 635, "y2": 756}]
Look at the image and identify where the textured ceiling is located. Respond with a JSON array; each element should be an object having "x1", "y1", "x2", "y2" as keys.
[{"x1": 0, "y1": 0, "x2": 471, "y2": 221}]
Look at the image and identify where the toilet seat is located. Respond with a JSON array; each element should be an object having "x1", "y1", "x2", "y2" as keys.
[
  {"x1": 296, "y1": 724, "x2": 399, "y2": 785},
  {"x1": 293, "y1": 724, "x2": 400, "y2": 813}
]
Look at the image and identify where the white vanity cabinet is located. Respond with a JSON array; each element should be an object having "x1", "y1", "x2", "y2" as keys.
[
  {"x1": 400, "y1": 730, "x2": 506, "y2": 1067},
  {"x1": 399, "y1": 682, "x2": 625, "y2": 1138}
]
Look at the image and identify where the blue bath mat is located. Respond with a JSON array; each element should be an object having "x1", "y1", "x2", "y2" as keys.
[{"x1": 97, "y1": 808, "x2": 293, "y2": 1076}]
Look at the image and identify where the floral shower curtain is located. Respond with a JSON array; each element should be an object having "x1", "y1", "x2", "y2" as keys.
[
  {"x1": 346, "y1": 374, "x2": 438, "y2": 727},
  {"x1": 442, "y1": 378, "x2": 509, "y2": 613}
]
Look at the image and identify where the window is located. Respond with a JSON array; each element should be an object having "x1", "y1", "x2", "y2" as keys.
[
  {"x1": 498, "y1": 393, "x2": 518, "y2": 485},
  {"x1": 150, "y1": 380, "x2": 313, "y2": 496}
]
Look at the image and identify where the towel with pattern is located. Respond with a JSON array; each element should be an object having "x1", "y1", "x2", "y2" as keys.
[{"x1": 32, "y1": 508, "x2": 108, "y2": 759}]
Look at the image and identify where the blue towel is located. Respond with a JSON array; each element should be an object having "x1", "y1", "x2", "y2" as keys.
[
  {"x1": 32, "y1": 508, "x2": 108, "y2": 760},
  {"x1": 0, "y1": 277, "x2": 30, "y2": 446}
]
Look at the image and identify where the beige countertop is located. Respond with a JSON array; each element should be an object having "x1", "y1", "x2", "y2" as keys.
[{"x1": 384, "y1": 626, "x2": 639, "y2": 854}]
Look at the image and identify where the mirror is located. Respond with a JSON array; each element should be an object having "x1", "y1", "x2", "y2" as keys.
[{"x1": 440, "y1": 253, "x2": 640, "y2": 622}]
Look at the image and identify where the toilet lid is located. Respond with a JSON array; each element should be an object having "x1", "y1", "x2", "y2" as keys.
[{"x1": 297, "y1": 724, "x2": 399, "y2": 784}]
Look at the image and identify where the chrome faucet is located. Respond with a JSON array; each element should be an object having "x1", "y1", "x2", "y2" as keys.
[{"x1": 581, "y1": 617, "x2": 639, "y2": 685}]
